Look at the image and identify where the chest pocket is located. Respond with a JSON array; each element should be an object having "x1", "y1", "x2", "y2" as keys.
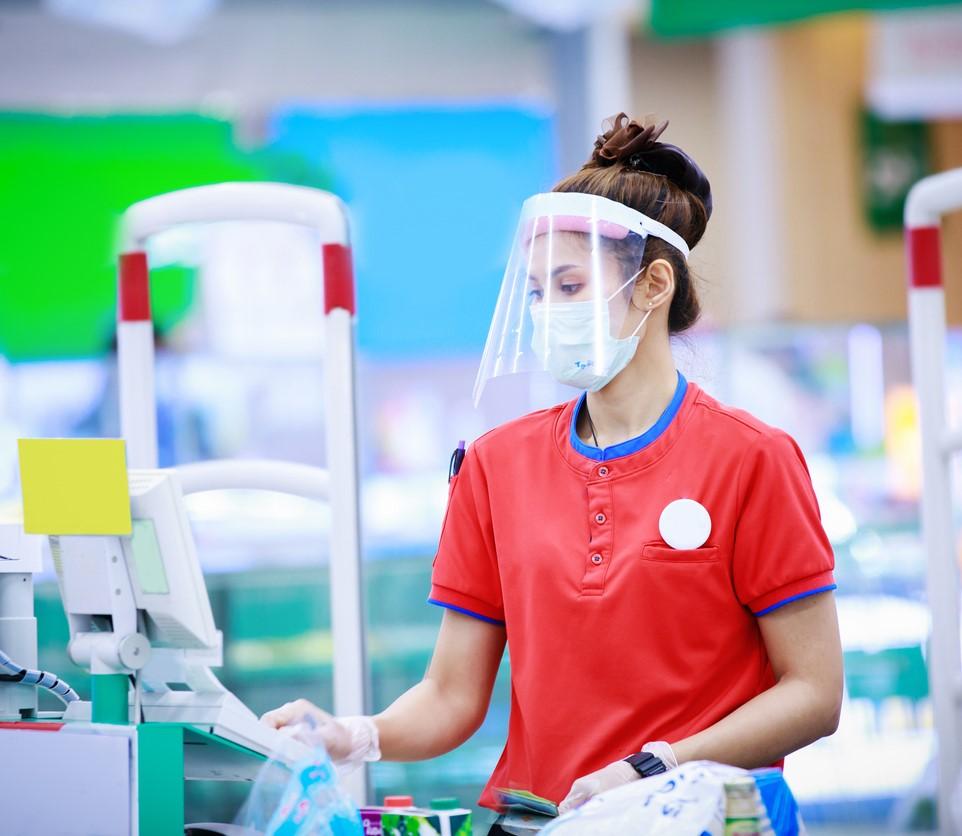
[
  {"x1": 635, "y1": 542, "x2": 734, "y2": 642},
  {"x1": 641, "y1": 542, "x2": 721, "y2": 564}
]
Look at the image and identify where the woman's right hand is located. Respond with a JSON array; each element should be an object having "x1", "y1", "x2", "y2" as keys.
[
  {"x1": 260, "y1": 699, "x2": 355, "y2": 760},
  {"x1": 260, "y1": 699, "x2": 380, "y2": 764},
  {"x1": 260, "y1": 609, "x2": 505, "y2": 764}
]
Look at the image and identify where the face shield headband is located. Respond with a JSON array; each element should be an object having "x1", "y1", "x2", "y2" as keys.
[{"x1": 518, "y1": 192, "x2": 690, "y2": 259}]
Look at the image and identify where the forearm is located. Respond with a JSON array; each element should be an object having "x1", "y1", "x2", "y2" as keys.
[
  {"x1": 374, "y1": 676, "x2": 484, "y2": 761},
  {"x1": 671, "y1": 676, "x2": 840, "y2": 768}
]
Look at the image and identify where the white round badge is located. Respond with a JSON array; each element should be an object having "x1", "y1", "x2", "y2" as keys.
[{"x1": 658, "y1": 499, "x2": 712, "y2": 550}]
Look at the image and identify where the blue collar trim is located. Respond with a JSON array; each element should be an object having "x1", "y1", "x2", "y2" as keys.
[{"x1": 569, "y1": 372, "x2": 688, "y2": 462}]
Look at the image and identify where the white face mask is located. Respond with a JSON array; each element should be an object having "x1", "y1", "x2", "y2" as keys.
[{"x1": 529, "y1": 272, "x2": 652, "y2": 392}]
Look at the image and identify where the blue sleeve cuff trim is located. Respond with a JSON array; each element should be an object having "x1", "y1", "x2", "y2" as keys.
[
  {"x1": 754, "y1": 584, "x2": 837, "y2": 616},
  {"x1": 428, "y1": 598, "x2": 506, "y2": 626}
]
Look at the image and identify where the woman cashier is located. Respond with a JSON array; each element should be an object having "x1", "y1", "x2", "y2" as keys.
[{"x1": 262, "y1": 114, "x2": 844, "y2": 826}]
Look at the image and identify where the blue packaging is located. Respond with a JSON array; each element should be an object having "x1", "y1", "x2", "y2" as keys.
[{"x1": 751, "y1": 767, "x2": 801, "y2": 836}]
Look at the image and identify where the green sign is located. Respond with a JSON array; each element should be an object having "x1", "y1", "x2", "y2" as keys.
[
  {"x1": 861, "y1": 110, "x2": 931, "y2": 231},
  {"x1": 0, "y1": 114, "x2": 329, "y2": 362},
  {"x1": 650, "y1": 0, "x2": 962, "y2": 38}
]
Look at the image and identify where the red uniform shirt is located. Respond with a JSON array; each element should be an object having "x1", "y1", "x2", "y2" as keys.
[{"x1": 429, "y1": 374, "x2": 836, "y2": 809}]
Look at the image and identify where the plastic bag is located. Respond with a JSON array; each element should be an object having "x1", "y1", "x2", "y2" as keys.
[
  {"x1": 541, "y1": 761, "x2": 747, "y2": 836},
  {"x1": 235, "y1": 742, "x2": 362, "y2": 836},
  {"x1": 542, "y1": 762, "x2": 805, "y2": 836}
]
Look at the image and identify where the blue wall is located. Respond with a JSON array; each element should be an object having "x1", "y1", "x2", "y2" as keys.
[{"x1": 269, "y1": 105, "x2": 557, "y2": 358}]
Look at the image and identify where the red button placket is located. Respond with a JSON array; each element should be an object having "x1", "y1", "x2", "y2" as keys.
[{"x1": 582, "y1": 464, "x2": 614, "y2": 594}]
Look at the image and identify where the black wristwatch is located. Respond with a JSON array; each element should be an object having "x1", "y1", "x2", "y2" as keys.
[{"x1": 623, "y1": 751, "x2": 668, "y2": 778}]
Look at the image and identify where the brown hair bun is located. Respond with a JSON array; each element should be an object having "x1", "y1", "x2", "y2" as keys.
[
  {"x1": 592, "y1": 113, "x2": 713, "y2": 219},
  {"x1": 552, "y1": 113, "x2": 712, "y2": 335}
]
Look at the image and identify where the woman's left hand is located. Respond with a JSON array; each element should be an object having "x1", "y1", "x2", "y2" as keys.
[
  {"x1": 558, "y1": 742, "x2": 679, "y2": 814},
  {"x1": 557, "y1": 760, "x2": 638, "y2": 814}
]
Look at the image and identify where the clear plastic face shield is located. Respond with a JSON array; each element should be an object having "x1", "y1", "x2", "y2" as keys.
[{"x1": 473, "y1": 192, "x2": 690, "y2": 406}]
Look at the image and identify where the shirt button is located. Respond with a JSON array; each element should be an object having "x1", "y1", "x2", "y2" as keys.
[
  {"x1": 595, "y1": 513, "x2": 606, "y2": 524},
  {"x1": 591, "y1": 554, "x2": 603, "y2": 565},
  {"x1": 598, "y1": 466, "x2": 609, "y2": 477}
]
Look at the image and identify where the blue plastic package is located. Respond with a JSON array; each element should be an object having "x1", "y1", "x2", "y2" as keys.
[
  {"x1": 751, "y1": 767, "x2": 802, "y2": 836},
  {"x1": 236, "y1": 745, "x2": 362, "y2": 836},
  {"x1": 267, "y1": 753, "x2": 362, "y2": 836}
]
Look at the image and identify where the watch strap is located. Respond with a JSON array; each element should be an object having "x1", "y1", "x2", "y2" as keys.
[{"x1": 623, "y1": 751, "x2": 668, "y2": 778}]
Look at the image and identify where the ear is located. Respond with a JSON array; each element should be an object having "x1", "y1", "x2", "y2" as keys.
[{"x1": 634, "y1": 258, "x2": 675, "y2": 310}]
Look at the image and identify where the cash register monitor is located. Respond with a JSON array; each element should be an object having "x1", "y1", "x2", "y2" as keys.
[
  {"x1": 119, "y1": 469, "x2": 305, "y2": 764},
  {"x1": 45, "y1": 467, "x2": 218, "y2": 659},
  {"x1": 122, "y1": 469, "x2": 218, "y2": 651}
]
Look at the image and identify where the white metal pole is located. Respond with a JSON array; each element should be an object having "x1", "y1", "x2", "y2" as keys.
[
  {"x1": 117, "y1": 252, "x2": 158, "y2": 469},
  {"x1": 322, "y1": 243, "x2": 368, "y2": 806},
  {"x1": 909, "y1": 287, "x2": 961, "y2": 836},
  {"x1": 717, "y1": 30, "x2": 784, "y2": 323},
  {"x1": 905, "y1": 168, "x2": 962, "y2": 835},
  {"x1": 320, "y1": 316, "x2": 363, "y2": 688},
  {"x1": 584, "y1": 13, "x2": 632, "y2": 151},
  {"x1": 177, "y1": 460, "x2": 330, "y2": 500},
  {"x1": 117, "y1": 321, "x2": 157, "y2": 469}
]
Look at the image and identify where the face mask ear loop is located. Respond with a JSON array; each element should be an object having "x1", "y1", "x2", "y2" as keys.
[
  {"x1": 605, "y1": 268, "x2": 644, "y2": 304},
  {"x1": 606, "y1": 266, "x2": 652, "y2": 338},
  {"x1": 629, "y1": 307, "x2": 653, "y2": 339}
]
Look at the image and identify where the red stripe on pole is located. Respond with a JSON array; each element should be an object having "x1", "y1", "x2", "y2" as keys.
[
  {"x1": 118, "y1": 252, "x2": 151, "y2": 321},
  {"x1": 323, "y1": 243, "x2": 356, "y2": 315},
  {"x1": 907, "y1": 226, "x2": 943, "y2": 288}
]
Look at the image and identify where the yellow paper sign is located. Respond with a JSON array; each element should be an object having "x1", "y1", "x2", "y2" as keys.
[{"x1": 18, "y1": 438, "x2": 132, "y2": 535}]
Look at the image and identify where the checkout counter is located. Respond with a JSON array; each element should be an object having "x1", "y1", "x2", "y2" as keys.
[{"x1": 0, "y1": 444, "x2": 315, "y2": 835}]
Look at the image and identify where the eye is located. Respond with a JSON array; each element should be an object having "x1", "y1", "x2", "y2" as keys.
[
  {"x1": 560, "y1": 282, "x2": 584, "y2": 296},
  {"x1": 527, "y1": 287, "x2": 544, "y2": 302}
]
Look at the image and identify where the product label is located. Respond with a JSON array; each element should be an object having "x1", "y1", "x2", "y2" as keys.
[
  {"x1": 359, "y1": 808, "x2": 472, "y2": 836},
  {"x1": 724, "y1": 818, "x2": 763, "y2": 836},
  {"x1": 361, "y1": 812, "x2": 384, "y2": 836}
]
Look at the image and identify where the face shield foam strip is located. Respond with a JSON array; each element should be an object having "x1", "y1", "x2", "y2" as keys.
[{"x1": 519, "y1": 192, "x2": 691, "y2": 259}]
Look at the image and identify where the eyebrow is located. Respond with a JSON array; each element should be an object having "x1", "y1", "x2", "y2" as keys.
[{"x1": 528, "y1": 264, "x2": 580, "y2": 284}]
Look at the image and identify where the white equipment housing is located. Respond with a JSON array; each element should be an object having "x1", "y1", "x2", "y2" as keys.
[
  {"x1": 905, "y1": 167, "x2": 962, "y2": 836},
  {"x1": 52, "y1": 469, "x2": 307, "y2": 765},
  {"x1": 0, "y1": 524, "x2": 44, "y2": 720}
]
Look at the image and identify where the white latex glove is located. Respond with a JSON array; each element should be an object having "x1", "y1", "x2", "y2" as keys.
[
  {"x1": 640, "y1": 741, "x2": 679, "y2": 770},
  {"x1": 558, "y1": 741, "x2": 678, "y2": 815},
  {"x1": 558, "y1": 760, "x2": 637, "y2": 815},
  {"x1": 260, "y1": 698, "x2": 381, "y2": 764}
]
